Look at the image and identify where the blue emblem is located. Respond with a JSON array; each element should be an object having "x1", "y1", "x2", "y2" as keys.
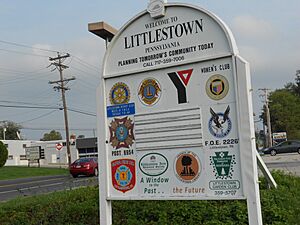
[
  {"x1": 208, "y1": 106, "x2": 232, "y2": 138},
  {"x1": 116, "y1": 125, "x2": 128, "y2": 142},
  {"x1": 115, "y1": 165, "x2": 133, "y2": 187}
]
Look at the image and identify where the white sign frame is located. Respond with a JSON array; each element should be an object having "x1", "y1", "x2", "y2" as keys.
[{"x1": 97, "y1": 3, "x2": 262, "y2": 225}]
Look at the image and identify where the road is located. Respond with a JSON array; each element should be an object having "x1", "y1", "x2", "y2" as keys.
[
  {"x1": 0, "y1": 175, "x2": 98, "y2": 202},
  {"x1": 261, "y1": 153, "x2": 300, "y2": 176},
  {"x1": 0, "y1": 154, "x2": 298, "y2": 202}
]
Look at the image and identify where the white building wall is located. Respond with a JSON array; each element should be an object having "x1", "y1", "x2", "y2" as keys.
[
  {"x1": 2, "y1": 140, "x2": 33, "y2": 166},
  {"x1": 1, "y1": 140, "x2": 78, "y2": 166}
]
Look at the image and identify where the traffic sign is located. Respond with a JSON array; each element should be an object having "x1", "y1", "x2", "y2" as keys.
[{"x1": 56, "y1": 143, "x2": 63, "y2": 151}]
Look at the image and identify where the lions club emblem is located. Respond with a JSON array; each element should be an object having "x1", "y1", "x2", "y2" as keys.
[
  {"x1": 109, "y1": 117, "x2": 134, "y2": 149},
  {"x1": 138, "y1": 78, "x2": 161, "y2": 106}
]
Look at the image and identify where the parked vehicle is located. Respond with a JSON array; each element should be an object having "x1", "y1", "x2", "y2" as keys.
[
  {"x1": 263, "y1": 140, "x2": 300, "y2": 156},
  {"x1": 69, "y1": 157, "x2": 98, "y2": 178}
]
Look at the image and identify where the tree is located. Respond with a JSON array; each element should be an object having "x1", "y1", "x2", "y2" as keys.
[
  {"x1": 40, "y1": 130, "x2": 62, "y2": 141},
  {"x1": 284, "y1": 70, "x2": 300, "y2": 97},
  {"x1": 0, "y1": 121, "x2": 22, "y2": 140},
  {"x1": 0, "y1": 141, "x2": 8, "y2": 167},
  {"x1": 261, "y1": 89, "x2": 300, "y2": 140}
]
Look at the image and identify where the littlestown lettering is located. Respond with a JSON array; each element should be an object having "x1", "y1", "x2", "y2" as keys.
[{"x1": 124, "y1": 19, "x2": 203, "y2": 49}]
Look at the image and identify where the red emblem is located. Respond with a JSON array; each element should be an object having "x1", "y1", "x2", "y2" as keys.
[{"x1": 111, "y1": 159, "x2": 136, "y2": 193}]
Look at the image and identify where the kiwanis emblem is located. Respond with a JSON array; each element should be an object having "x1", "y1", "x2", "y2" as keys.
[
  {"x1": 210, "y1": 151, "x2": 236, "y2": 179},
  {"x1": 138, "y1": 78, "x2": 161, "y2": 106},
  {"x1": 208, "y1": 106, "x2": 232, "y2": 138},
  {"x1": 109, "y1": 82, "x2": 130, "y2": 105},
  {"x1": 175, "y1": 151, "x2": 200, "y2": 183},
  {"x1": 206, "y1": 74, "x2": 229, "y2": 100},
  {"x1": 109, "y1": 117, "x2": 134, "y2": 149},
  {"x1": 111, "y1": 159, "x2": 136, "y2": 193}
]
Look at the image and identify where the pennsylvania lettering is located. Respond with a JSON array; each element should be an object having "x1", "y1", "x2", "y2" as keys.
[{"x1": 124, "y1": 19, "x2": 203, "y2": 49}]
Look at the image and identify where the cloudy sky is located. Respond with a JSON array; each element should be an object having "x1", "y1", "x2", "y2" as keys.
[{"x1": 0, "y1": 0, "x2": 299, "y2": 140}]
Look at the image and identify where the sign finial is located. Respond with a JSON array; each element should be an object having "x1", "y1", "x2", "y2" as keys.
[{"x1": 147, "y1": 0, "x2": 167, "y2": 19}]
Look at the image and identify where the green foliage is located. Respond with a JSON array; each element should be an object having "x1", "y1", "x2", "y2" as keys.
[
  {"x1": 270, "y1": 90, "x2": 300, "y2": 139},
  {"x1": 0, "y1": 121, "x2": 22, "y2": 140},
  {"x1": 0, "y1": 166, "x2": 68, "y2": 180},
  {"x1": 40, "y1": 130, "x2": 62, "y2": 141},
  {"x1": 261, "y1": 71, "x2": 300, "y2": 140},
  {"x1": 0, "y1": 171, "x2": 300, "y2": 224},
  {"x1": 0, "y1": 141, "x2": 8, "y2": 167},
  {"x1": 262, "y1": 89, "x2": 300, "y2": 139},
  {"x1": 0, "y1": 187, "x2": 99, "y2": 225}
]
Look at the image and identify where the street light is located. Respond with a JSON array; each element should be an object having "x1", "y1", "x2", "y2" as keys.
[
  {"x1": 88, "y1": 21, "x2": 117, "y2": 48},
  {"x1": 3, "y1": 128, "x2": 6, "y2": 140}
]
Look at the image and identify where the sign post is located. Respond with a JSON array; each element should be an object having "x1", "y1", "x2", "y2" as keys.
[
  {"x1": 56, "y1": 143, "x2": 63, "y2": 167},
  {"x1": 25, "y1": 146, "x2": 41, "y2": 167},
  {"x1": 96, "y1": 2, "x2": 263, "y2": 224}
]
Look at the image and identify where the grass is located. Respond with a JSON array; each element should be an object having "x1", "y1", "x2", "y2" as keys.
[
  {"x1": 0, "y1": 170, "x2": 299, "y2": 224},
  {"x1": 0, "y1": 166, "x2": 69, "y2": 180}
]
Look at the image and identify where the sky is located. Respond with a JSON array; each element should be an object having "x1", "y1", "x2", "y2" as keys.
[{"x1": 0, "y1": 0, "x2": 299, "y2": 140}]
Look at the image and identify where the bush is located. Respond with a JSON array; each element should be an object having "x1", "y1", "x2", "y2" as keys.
[
  {"x1": 0, "y1": 187, "x2": 99, "y2": 225},
  {"x1": 0, "y1": 171, "x2": 299, "y2": 224},
  {"x1": 0, "y1": 141, "x2": 8, "y2": 167}
]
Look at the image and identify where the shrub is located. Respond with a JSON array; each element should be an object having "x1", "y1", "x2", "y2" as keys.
[
  {"x1": 0, "y1": 171, "x2": 299, "y2": 224},
  {"x1": 0, "y1": 141, "x2": 8, "y2": 167}
]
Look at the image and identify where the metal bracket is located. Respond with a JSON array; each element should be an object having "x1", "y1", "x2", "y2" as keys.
[{"x1": 147, "y1": 0, "x2": 167, "y2": 19}]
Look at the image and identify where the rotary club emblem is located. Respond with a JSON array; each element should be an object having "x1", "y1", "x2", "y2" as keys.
[
  {"x1": 109, "y1": 117, "x2": 134, "y2": 149},
  {"x1": 109, "y1": 82, "x2": 130, "y2": 105},
  {"x1": 138, "y1": 78, "x2": 161, "y2": 106}
]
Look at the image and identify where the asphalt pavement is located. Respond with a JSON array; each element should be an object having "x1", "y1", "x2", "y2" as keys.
[
  {"x1": 262, "y1": 153, "x2": 300, "y2": 176},
  {"x1": 0, "y1": 174, "x2": 98, "y2": 202},
  {"x1": 0, "y1": 153, "x2": 298, "y2": 202}
]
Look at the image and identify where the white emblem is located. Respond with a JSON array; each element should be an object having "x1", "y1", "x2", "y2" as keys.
[{"x1": 147, "y1": 0, "x2": 167, "y2": 19}]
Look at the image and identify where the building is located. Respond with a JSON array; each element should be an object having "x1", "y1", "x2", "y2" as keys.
[
  {"x1": 76, "y1": 137, "x2": 98, "y2": 158},
  {"x1": 2, "y1": 139, "x2": 78, "y2": 166}
]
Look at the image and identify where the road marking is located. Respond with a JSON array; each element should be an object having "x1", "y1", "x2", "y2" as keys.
[
  {"x1": 0, "y1": 177, "x2": 67, "y2": 189},
  {"x1": 0, "y1": 189, "x2": 18, "y2": 194}
]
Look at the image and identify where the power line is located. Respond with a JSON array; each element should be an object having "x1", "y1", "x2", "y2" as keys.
[
  {"x1": 0, "y1": 102, "x2": 96, "y2": 116},
  {"x1": 0, "y1": 100, "x2": 58, "y2": 107},
  {"x1": 0, "y1": 39, "x2": 60, "y2": 53},
  {"x1": 259, "y1": 88, "x2": 272, "y2": 148},
  {"x1": 22, "y1": 127, "x2": 95, "y2": 131},
  {"x1": 18, "y1": 110, "x2": 58, "y2": 124},
  {"x1": 0, "y1": 104, "x2": 60, "y2": 110},
  {"x1": 68, "y1": 108, "x2": 96, "y2": 117},
  {"x1": 0, "y1": 48, "x2": 50, "y2": 58},
  {"x1": 72, "y1": 56, "x2": 101, "y2": 72},
  {"x1": 49, "y1": 53, "x2": 75, "y2": 166}
]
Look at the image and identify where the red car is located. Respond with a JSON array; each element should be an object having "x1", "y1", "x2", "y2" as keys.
[{"x1": 69, "y1": 157, "x2": 98, "y2": 178}]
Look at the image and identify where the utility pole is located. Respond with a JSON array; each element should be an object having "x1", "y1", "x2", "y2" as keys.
[
  {"x1": 49, "y1": 53, "x2": 75, "y2": 167},
  {"x1": 259, "y1": 88, "x2": 272, "y2": 147}
]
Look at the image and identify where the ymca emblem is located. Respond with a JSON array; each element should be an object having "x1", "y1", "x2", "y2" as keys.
[{"x1": 168, "y1": 69, "x2": 193, "y2": 104}]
